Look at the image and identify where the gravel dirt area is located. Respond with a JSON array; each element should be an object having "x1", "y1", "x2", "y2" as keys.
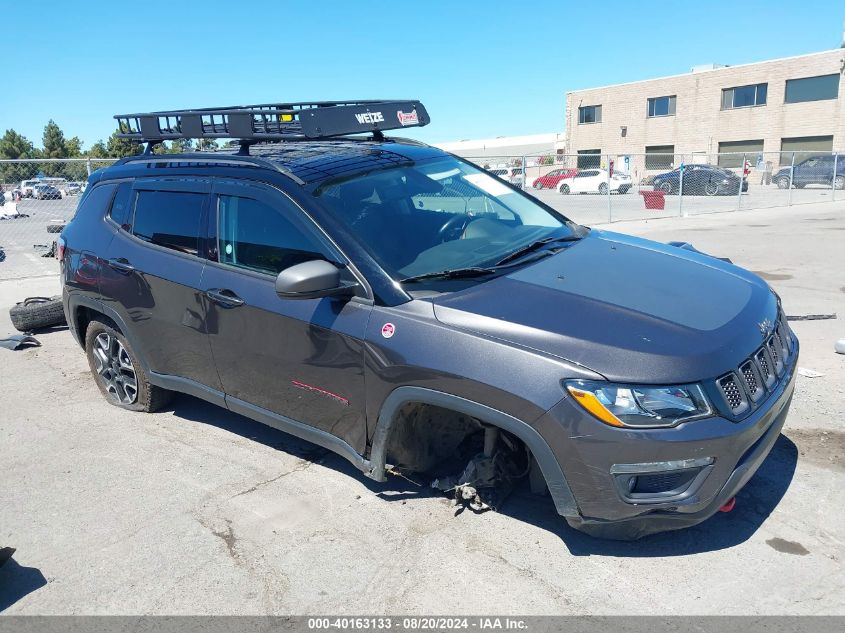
[{"x1": 0, "y1": 201, "x2": 843, "y2": 615}]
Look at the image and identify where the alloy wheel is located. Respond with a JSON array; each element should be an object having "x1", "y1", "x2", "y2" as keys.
[{"x1": 92, "y1": 332, "x2": 138, "y2": 404}]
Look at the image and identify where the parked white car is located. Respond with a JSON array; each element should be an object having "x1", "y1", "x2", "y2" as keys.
[{"x1": 558, "y1": 169, "x2": 632, "y2": 194}]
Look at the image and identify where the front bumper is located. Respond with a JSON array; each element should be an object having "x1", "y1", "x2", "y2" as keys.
[{"x1": 535, "y1": 343, "x2": 798, "y2": 539}]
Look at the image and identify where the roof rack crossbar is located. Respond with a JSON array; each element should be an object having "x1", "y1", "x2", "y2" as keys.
[
  {"x1": 115, "y1": 154, "x2": 306, "y2": 185},
  {"x1": 114, "y1": 100, "x2": 429, "y2": 143}
]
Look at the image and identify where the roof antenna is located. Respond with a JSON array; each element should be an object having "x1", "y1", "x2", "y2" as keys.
[{"x1": 372, "y1": 130, "x2": 385, "y2": 142}]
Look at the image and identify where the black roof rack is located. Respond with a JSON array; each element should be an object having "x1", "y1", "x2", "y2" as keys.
[{"x1": 114, "y1": 100, "x2": 430, "y2": 145}]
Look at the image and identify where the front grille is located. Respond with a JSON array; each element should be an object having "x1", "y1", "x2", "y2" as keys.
[
  {"x1": 740, "y1": 360, "x2": 764, "y2": 402},
  {"x1": 718, "y1": 373, "x2": 746, "y2": 413},
  {"x1": 767, "y1": 336, "x2": 784, "y2": 376},
  {"x1": 715, "y1": 316, "x2": 794, "y2": 418}
]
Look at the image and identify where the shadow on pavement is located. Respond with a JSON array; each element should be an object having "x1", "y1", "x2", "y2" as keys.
[
  {"x1": 0, "y1": 548, "x2": 47, "y2": 612},
  {"x1": 168, "y1": 395, "x2": 798, "y2": 557}
]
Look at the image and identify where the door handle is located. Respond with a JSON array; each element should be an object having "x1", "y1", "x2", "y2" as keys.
[
  {"x1": 107, "y1": 258, "x2": 135, "y2": 274},
  {"x1": 205, "y1": 288, "x2": 245, "y2": 308}
]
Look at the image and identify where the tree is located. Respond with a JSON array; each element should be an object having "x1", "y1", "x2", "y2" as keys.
[
  {"x1": 0, "y1": 129, "x2": 35, "y2": 184},
  {"x1": 87, "y1": 140, "x2": 109, "y2": 158},
  {"x1": 0, "y1": 129, "x2": 35, "y2": 159},
  {"x1": 42, "y1": 120, "x2": 68, "y2": 159},
  {"x1": 105, "y1": 124, "x2": 143, "y2": 158},
  {"x1": 66, "y1": 136, "x2": 83, "y2": 157}
]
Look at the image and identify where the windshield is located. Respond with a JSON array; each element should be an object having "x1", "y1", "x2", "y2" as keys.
[{"x1": 314, "y1": 156, "x2": 578, "y2": 280}]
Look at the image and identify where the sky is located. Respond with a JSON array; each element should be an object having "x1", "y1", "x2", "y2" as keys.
[{"x1": 1, "y1": 0, "x2": 843, "y2": 150}]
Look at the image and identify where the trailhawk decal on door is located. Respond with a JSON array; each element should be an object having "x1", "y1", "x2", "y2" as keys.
[{"x1": 291, "y1": 380, "x2": 350, "y2": 406}]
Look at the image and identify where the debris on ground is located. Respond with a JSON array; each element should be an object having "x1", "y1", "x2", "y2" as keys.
[
  {"x1": 431, "y1": 427, "x2": 530, "y2": 514},
  {"x1": 0, "y1": 334, "x2": 41, "y2": 351},
  {"x1": 835, "y1": 338, "x2": 845, "y2": 355},
  {"x1": 797, "y1": 367, "x2": 825, "y2": 378},
  {"x1": 786, "y1": 313, "x2": 837, "y2": 321},
  {"x1": 9, "y1": 296, "x2": 66, "y2": 332}
]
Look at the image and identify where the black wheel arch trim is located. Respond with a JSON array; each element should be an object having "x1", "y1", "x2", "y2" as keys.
[
  {"x1": 367, "y1": 386, "x2": 580, "y2": 517},
  {"x1": 66, "y1": 294, "x2": 153, "y2": 373}
]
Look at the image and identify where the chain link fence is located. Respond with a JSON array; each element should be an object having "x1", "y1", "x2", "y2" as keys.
[
  {"x1": 466, "y1": 151, "x2": 844, "y2": 224},
  {"x1": 0, "y1": 153, "x2": 842, "y2": 280},
  {"x1": 0, "y1": 158, "x2": 117, "y2": 280}
]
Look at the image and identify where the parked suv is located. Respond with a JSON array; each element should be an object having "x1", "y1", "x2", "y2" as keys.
[
  {"x1": 772, "y1": 154, "x2": 845, "y2": 190},
  {"x1": 60, "y1": 101, "x2": 798, "y2": 540}
]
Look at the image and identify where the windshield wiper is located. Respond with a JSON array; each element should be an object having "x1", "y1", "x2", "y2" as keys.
[
  {"x1": 494, "y1": 234, "x2": 583, "y2": 266},
  {"x1": 401, "y1": 267, "x2": 500, "y2": 284}
]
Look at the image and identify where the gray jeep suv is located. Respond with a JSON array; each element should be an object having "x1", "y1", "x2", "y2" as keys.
[{"x1": 59, "y1": 101, "x2": 798, "y2": 539}]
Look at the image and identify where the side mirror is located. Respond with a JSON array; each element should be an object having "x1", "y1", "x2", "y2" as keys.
[{"x1": 275, "y1": 260, "x2": 359, "y2": 300}]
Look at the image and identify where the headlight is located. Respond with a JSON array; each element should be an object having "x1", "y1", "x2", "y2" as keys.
[{"x1": 565, "y1": 380, "x2": 712, "y2": 428}]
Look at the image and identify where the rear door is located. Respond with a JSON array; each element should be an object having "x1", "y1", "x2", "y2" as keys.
[
  {"x1": 201, "y1": 179, "x2": 371, "y2": 453},
  {"x1": 99, "y1": 177, "x2": 222, "y2": 393}
]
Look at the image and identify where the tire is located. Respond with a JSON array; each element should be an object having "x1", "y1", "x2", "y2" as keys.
[
  {"x1": 560, "y1": 184, "x2": 570, "y2": 195},
  {"x1": 9, "y1": 296, "x2": 66, "y2": 332},
  {"x1": 835, "y1": 176, "x2": 845, "y2": 190},
  {"x1": 704, "y1": 182, "x2": 719, "y2": 196},
  {"x1": 46, "y1": 223, "x2": 65, "y2": 234},
  {"x1": 658, "y1": 181, "x2": 673, "y2": 194},
  {"x1": 84, "y1": 319, "x2": 173, "y2": 412},
  {"x1": 598, "y1": 183, "x2": 608, "y2": 195},
  {"x1": 533, "y1": 182, "x2": 543, "y2": 189}
]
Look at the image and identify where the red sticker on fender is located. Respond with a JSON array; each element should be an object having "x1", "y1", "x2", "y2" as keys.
[{"x1": 381, "y1": 323, "x2": 395, "y2": 338}]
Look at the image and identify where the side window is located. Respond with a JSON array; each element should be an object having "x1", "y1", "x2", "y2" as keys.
[
  {"x1": 72, "y1": 183, "x2": 117, "y2": 221},
  {"x1": 218, "y1": 194, "x2": 328, "y2": 275},
  {"x1": 132, "y1": 190, "x2": 205, "y2": 255},
  {"x1": 109, "y1": 182, "x2": 134, "y2": 228}
]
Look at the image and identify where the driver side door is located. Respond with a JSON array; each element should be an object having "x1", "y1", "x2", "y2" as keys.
[{"x1": 201, "y1": 179, "x2": 372, "y2": 454}]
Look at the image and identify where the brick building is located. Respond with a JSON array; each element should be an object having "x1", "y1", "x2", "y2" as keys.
[{"x1": 564, "y1": 49, "x2": 845, "y2": 177}]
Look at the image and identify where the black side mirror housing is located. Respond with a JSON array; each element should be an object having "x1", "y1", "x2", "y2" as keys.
[{"x1": 275, "y1": 260, "x2": 358, "y2": 300}]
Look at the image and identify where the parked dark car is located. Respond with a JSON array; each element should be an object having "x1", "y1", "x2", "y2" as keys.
[
  {"x1": 652, "y1": 164, "x2": 748, "y2": 195},
  {"x1": 32, "y1": 184, "x2": 63, "y2": 200},
  {"x1": 772, "y1": 155, "x2": 845, "y2": 190},
  {"x1": 59, "y1": 100, "x2": 798, "y2": 540}
]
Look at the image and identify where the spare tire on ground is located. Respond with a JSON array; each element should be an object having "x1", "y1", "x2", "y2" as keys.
[{"x1": 9, "y1": 296, "x2": 66, "y2": 332}]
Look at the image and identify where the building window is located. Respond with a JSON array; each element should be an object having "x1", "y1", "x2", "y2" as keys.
[
  {"x1": 717, "y1": 139, "x2": 764, "y2": 168},
  {"x1": 577, "y1": 149, "x2": 601, "y2": 169},
  {"x1": 721, "y1": 83, "x2": 767, "y2": 109},
  {"x1": 647, "y1": 96, "x2": 676, "y2": 117},
  {"x1": 779, "y1": 135, "x2": 834, "y2": 165},
  {"x1": 578, "y1": 105, "x2": 602, "y2": 124},
  {"x1": 645, "y1": 145, "x2": 675, "y2": 169},
  {"x1": 784, "y1": 74, "x2": 840, "y2": 104}
]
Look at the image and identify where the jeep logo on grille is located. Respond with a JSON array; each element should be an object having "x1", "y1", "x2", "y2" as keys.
[{"x1": 758, "y1": 318, "x2": 774, "y2": 338}]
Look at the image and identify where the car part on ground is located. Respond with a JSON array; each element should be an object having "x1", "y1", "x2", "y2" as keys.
[
  {"x1": 9, "y1": 296, "x2": 66, "y2": 332},
  {"x1": 785, "y1": 313, "x2": 836, "y2": 321},
  {"x1": 0, "y1": 333, "x2": 41, "y2": 351},
  {"x1": 430, "y1": 427, "x2": 530, "y2": 513},
  {"x1": 47, "y1": 223, "x2": 66, "y2": 234}
]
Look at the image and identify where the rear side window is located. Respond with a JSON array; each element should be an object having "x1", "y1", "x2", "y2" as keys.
[
  {"x1": 218, "y1": 194, "x2": 327, "y2": 275},
  {"x1": 132, "y1": 190, "x2": 205, "y2": 256},
  {"x1": 72, "y1": 183, "x2": 116, "y2": 221},
  {"x1": 109, "y1": 182, "x2": 134, "y2": 228}
]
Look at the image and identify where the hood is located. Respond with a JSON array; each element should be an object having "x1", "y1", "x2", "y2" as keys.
[{"x1": 431, "y1": 230, "x2": 779, "y2": 384}]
